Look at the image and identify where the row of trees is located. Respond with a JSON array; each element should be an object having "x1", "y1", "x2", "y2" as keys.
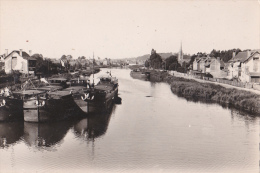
[
  {"x1": 209, "y1": 48, "x2": 242, "y2": 62},
  {"x1": 191, "y1": 48, "x2": 244, "y2": 63}
]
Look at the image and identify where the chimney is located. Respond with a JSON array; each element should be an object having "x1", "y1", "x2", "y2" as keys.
[
  {"x1": 29, "y1": 50, "x2": 32, "y2": 56},
  {"x1": 19, "y1": 49, "x2": 23, "y2": 56},
  {"x1": 232, "y1": 51, "x2": 236, "y2": 58},
  {"x1": 5, "y1": 49, "x2": 8, "y2": 58}
]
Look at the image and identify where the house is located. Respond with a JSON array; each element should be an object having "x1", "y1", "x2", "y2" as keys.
[
  {"x1": 103, "y1": 59, "x2": 110, "y2": 66},
  {"x1": 205, "y1": 58, "x2": 212, "y2": 73},
  {"x1": 209, "y1": 57, "x2": 227, "y2": 78},
  {"x1": 240, "y1": 51, "x2": 260, "y2": 83},
  {"x1": 199, "y1": 57, "x2": 210, "y2": 73},
  {"x1": 227, "y1": 51, "x2": 251, "y2": 79},
  {"x1": 192, "y1": 56, "x2": 208, "y2": 72},
  {"x1": 4, "y1": 49, "x2": 36, "y2": 74},
  {"x1": 192, "y1": 58, "x2": 200, "y2": 71}
]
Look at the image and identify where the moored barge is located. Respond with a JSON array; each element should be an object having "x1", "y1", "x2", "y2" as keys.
[{"x1": 83, "y1": 75, "x2": 118, "y2": 113}]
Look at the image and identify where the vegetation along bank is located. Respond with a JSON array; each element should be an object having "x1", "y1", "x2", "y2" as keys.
[{"x1": 149, "y1": 71, "x2": 260, "y2": 116}]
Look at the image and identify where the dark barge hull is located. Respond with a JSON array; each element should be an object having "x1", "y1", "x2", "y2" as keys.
[
  {"x1": 87, "y1": 88, "x2": 118, "y2": 113},
  {"x1": 23, "y1": 94, "x2": 81, "y2": 122},
  {"x1": 0, "y1": 97, "x2": 23, "y2": 121}
]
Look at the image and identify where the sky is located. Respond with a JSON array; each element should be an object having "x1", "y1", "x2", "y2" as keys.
[{"x1": 0, "y1": 0, "x2": 259, "y2": 59}]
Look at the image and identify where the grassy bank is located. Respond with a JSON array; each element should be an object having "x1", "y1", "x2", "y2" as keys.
[{"x1": 149, "y1": 71, "x2": 260, "y2": 115}]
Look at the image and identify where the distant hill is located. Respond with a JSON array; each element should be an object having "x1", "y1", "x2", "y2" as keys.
[
  {"x1": 136, "y1": 53, "x2": 173, "y2": 61},
  {"x1": 158, "y1": 53, "x2": 173, "y2": 60},
  {"x1": 136, "y1": 54, "x2": 150, "y2": 61}
]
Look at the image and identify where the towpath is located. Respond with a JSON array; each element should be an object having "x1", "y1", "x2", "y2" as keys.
[{"x1": 170, "y1": 72, "x2": 260, "y2": 95}]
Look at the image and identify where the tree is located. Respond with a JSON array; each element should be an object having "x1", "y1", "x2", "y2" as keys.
[
  {"x1": 209, "y1": 49, "x2": 220, "y2": 58},
  {"x1": 149, "y1": 49, "x2": 162, "y2": 69},
  {"x1": 144, "y1": 60, "x2": 150, "y2": 68},
  {"x1": 209, "y1": 48, "x2": 242, "y2": 62},
  {"x1": 60, "y1": 55, "x2": 73, "y2": 72},
  {"x1": 31, "y1": 54, "x2": 48, "y2": 75},
  {"x1": 168, "y1": 63, "x2": 180, "y2": 71},
  {"x1": 163, "y1": 55, "x2": 179, "y2": 70},
  {"x1": 189, "y1": 54, "x2": 197, "y2": 65}
]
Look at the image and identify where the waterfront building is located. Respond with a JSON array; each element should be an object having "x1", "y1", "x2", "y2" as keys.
[
  {"x1": 227, "y1": 51, "x2": 251, "y2": 79},
  {"x1": 103, "y1": 58, "x2": 110, "y2": 66},
  {"x1": 240, "y1": 51, "x2": 260, "y2": 83},
  {"x1": 208, "y1": 57, "x2": 227, "y2": 78},
  {"x1": 4, "y1": 49, "x2": 36, "y2": 74},
  {"x1": 192, "y1": 58, "x2": 200, "y2": 71},
  {"x1": 199, "y1": 57, "x2": 208, "y2": 73}
]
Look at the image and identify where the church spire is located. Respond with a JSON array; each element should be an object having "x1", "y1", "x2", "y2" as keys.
[{"x1": 178, "y1": 41, "x2": 183, "y2": 63}]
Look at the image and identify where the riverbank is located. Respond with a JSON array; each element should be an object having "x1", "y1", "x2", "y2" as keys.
[{"x1": 148, "y1": 71, "x2": 260, "y2": 116}]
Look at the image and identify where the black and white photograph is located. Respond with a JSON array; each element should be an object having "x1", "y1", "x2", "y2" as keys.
[{"x1": 0, "y1": 0, "x2": 259, "y2": 173}]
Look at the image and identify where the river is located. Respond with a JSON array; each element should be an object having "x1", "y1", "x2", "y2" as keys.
[{"x1": 0, "y1": 68, "x2": 259, "y2": 173}]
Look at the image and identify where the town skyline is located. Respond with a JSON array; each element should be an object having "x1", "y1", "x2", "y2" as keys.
[{"x1": 0, "y1": 1, "x2": 259, "y2": 59}]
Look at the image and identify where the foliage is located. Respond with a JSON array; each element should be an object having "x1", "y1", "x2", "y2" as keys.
[
  {"x1": 170, "y1": 77, "x2": 260, "y2": 115},
  {"x1": 0, "y1": 70, "x2": 6, "y2": 76},
  {"x1": 31, "y1": 54, "x2": 60, "y2": 77},
  {"x1": 209, "y1": 48, "x2": 241, "y2": 62},
  {"x1": 204, "y1": 73, "x2": 213, "y2": 78},
  {"x1": 149, "y1": 50, "x2": 162, "y2": 69},
  {"x1": 168, "y1": 63, "x2": 181, "y2": 71},
  {"x1": 144, "y1": 60, "x2": 150, "y2": 68},
  {"x1": 188, "y1": 54, "x2": 197, "y2": 66},
  {"x1": 177, "y1": 67, "x2": 185, "y2": 73},
  {"x1": 162, "y1": 55, "x2": 178, "y2": 70},
  {"x1": 60, "y1": 55, "x2": 73, "y2": 71}
]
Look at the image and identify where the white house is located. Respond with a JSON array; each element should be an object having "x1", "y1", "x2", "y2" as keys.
[
  {"x1": 227, "y1": 51, "x2": 251, "y2": 79},
  {"x1": 192, "y1": 58, "x2": 200, "y2": 70},
  {"x1": 103, "y1": 59, "x2": 110, "y2": 66},
  {"x1": 240, "y1": 51, "x2": 260, "y2": 83},
  {"x1": 4, "y1": 50, "x2": 36, "y2": 74}
]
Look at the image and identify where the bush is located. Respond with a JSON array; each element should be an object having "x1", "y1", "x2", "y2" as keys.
[
  {"x1": 170, "y1": 76, "x2": 260, "y2": 115},
  {"x1": 0, "y1": 70, "x2": 6, "y2": 76},
  {"x1": 204, "y1": 73, "x2": 213, "y2": 78},
  {"x1": 177, "y1": 67, "x2": 185, "y2": 73}
]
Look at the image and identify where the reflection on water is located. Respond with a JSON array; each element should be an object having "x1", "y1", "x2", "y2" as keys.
[
  {"x1": 0, "y1": 97, "x2": 118, "y2": 151},
  {"x1": 23, "y1": 120, "x2": 74, "y2": 148},
  {"x1": 0, "y1": 69, "x2": 258, "y2": 173},
  {"x1": 0, "y1": 121, "x2": 24, "y2": 148},
  {"x1": 73, "y1": 104, "x2": 115, "y2": 141}
]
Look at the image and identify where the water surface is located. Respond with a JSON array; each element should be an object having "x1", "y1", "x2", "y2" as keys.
[{"x1": 0, "y1": 68, "x2": 258, "y2": 173}]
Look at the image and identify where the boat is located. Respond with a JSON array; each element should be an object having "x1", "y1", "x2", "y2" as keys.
[
  {"x1": 47, "y1": 77, "x2": 69, "y2": 89},
  {"x1": 0, "y1": 88, "x2": 24, "y2": 121},
  {"x1": 82, "y1": 74, "x2": 119, "y2": 113},
  {"x1": 15, "y1": 90, "x2": 79, "y2": 122},
  {"x1": 130, "y1": 68, "x2": 150, "y2": 80},
  {"x1": 63, "y1": 77, "x2": 91, "y2": 114}
]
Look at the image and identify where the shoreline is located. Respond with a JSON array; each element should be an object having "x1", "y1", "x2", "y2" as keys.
[{"x1": 148, "y1": 70, "x2": 260, "y2": 116}]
